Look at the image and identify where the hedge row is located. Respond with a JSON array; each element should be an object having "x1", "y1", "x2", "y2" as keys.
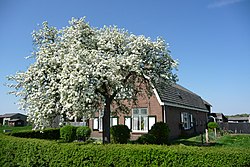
[
  {"x1": 7, "y1": 128, "x2": 60, "y2": 140},
  {"x1": 0, "y1": 134, "x2": 249, "y2": 167}
]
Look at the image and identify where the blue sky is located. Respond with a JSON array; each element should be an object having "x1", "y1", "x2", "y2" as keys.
[{"x1": 0, "y1": 0, "x2": 249, "y2": 115}]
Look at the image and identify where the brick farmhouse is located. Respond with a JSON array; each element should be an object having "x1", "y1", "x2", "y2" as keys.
[{"x1": 89, "y1": 82, "x2": 211, "y2": 140}]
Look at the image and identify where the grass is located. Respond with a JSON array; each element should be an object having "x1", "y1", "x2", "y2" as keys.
[
  {"x1": 1, "y1": 125, "x2": 249, "y2": 149},
  {"x1": 0, "y1": 125, "x2": 32, "y2": 134},
  {"x1": 216, "y1": 134, "x2": 250, "y2": 148},
  {"x1": 171, "y1": 133, "x2": 250, "y2": 148}
]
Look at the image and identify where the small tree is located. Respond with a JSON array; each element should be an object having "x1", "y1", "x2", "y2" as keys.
[
  {"x1": 208, "y1": 122, "x2": 219, "y2": 138},
  {"x1": 7, "y1": 17, "x2": 178, "y2": 144},
  {"x1": 208, "y1": 122, "x2": 219, "y2": 129}
]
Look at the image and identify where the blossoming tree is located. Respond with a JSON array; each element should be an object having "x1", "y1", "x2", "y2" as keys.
[{"x1": 7, "y1": 17, "x2": 178, "y2": 143}]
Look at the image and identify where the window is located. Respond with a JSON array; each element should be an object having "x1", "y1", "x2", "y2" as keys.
[
  {"x1": 181, "y1": 112, "x2": 193, "y2": 130},
  {"x1": 93, "y1": 111, "x2": 119, "y2": 131},
  {"x1": 4, "y1": 120, "x2": 9, "y2": 126},
  {"x1": 132, "y1": 108, "x2": 148, "y2": 132}
]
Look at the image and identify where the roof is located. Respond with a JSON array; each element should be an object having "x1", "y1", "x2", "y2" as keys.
[
  {"x1": 203, "y1": 99, "x2": 212, "y2": 107},
  {"x1": 210, "y1": 113, "x2": 224, "y2": 118},
  {"x1": 0, "y1": 113, "x2": 27, "y2": 118},
  {"x1": 155, "y1": 82, "x2": 209, "y2": 112},
  {"x1": 228, "y1": 117, "x2": 249, "y2": 121},
  {"x1": 209, "y1": 113, "x2": 228, "y2": 121},
  {"x1": 9, "y1": 119, "x2": 23, "y2": 122}
]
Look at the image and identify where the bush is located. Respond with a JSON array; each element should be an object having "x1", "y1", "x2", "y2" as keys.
[
  {"x1": 137, "y1": 133, "x2": 156, "y2": 144},
  {"x1": 149, "y1": 122, "x2": 170, "y2": 144},
  {"x1": 76, "y1": 126, "x2": 91, "y2": 141},
  {"x1": 0, "y1": 134, "x2": 250, "y2": 166},
  {"x1": 137, "y1": 122, "x2": 170, "y2": 145},
  {"x1": 60, "y1": 125, "x2": 77, "y2": 142},
  {"x1": 110, "y1": 125, "x2": 131, "y2": 144},
  {"x1": 8, "y1": 128, "x2": 60, "y2": 140}
]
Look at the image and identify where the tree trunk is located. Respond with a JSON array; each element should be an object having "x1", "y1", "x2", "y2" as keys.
[{"x1": 103, "y1": 97, "x2": 111, "y2": 144}]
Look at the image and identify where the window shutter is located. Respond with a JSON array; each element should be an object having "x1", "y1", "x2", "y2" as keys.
[
  {"x1": 93, "y1": 118, "x2": 99, "y2": 130},
  {"x1": 181, "y1": 113, "x2": 184, "y2": 124},
  {"x1": 148, "y1": 116, "x2": 156, "y2": 130},
  {"x1": 124, "y1": 116, "x2": 131, "y2": 129},
  {"x1": 111, "y1": 117, "x2": 118, "y2": 126},
  {"x1": 190, "y1": 114, "x2": 193, "y2": 127}
]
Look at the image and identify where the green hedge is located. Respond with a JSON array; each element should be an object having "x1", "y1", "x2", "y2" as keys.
[
  {"x1": 7, "y1": 128, "x2": 60, "y2": 140},
  {"x1": 76, "y1": 126, "x2": 91, "y2": 141},
  {"x1": 0, "y1": 134, "x2": 249, "y2": 167}
]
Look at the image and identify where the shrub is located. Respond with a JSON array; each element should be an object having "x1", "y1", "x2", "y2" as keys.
[
  {"x1": 0, "y1": 134, "x2": 250, "y2": 166},
  {"x1": 76, "y1": 126, "x2": 91, "y2": 141},
  {"x1": 8, "y1": 128, "x2": 60, "y2": 140},
  {"x1": 137, "y1": 133, "x2": 156, "y2": 144},
  {"x1": 150, "y1": 122, "x2": 170, "y2": 144},
  {"x1": 42, "y1": 128, "x2": 61, "y2": 140},
  {"x1": 136, "y1": 122, "x2": 169, "y2": 145},
  {"x1": 110, "y1": 125, "x2": 131, "y2": 144},
  {"x1": 60, "y1": 125, "x2": 77, "y2": 142}
]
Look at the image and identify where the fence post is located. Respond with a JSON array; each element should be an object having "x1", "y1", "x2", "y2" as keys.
[{"x1": 205, "y1": 129, "x2": 209, "y2": 143}]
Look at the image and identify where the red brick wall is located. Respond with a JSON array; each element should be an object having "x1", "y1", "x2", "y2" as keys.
[
  {"x1": 89, "y1": 93, "x2": 209, "y2": 140},
  {"x1": 89, "y1": 93, "x2": 163, "y2": 139},
  {"x1": 166, "y1": 106, "x2": 208, "y2": 139}
]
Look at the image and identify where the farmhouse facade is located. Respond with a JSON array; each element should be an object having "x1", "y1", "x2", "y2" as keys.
[{"x1": 89, "y1": 82, "x2": 211, "y2": 140}]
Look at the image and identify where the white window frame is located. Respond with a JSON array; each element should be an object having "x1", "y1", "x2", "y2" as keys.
[
  {"x1": 95, "y1": 110, "x2": 119, "y2": 131},
  {"x1": 132, "y1": 108, "x2": 148, "y2": 132},
  {"x1": 181, "y1": 112, "x2": 193, "y2": 130}
]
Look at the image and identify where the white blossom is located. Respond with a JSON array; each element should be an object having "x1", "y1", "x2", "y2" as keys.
[{"x1": 7, "y1": 17, "x2": 178, "y2": 129}]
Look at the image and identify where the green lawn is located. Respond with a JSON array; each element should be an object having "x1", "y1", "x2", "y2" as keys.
[
  {"x1": 216, "y1": 134, "x2": 250, "y2": 148},
  {"x1": 1, "y1": 125, "x2": 249, "y2": 149},
  {"x1": 171, "y1": 133, "x2": 250, "y2": 148},
  {"x1": 0, "y1": 125, "x2": 32, "y2": 134}
]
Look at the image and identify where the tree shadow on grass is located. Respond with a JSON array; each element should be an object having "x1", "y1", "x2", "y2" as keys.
[{"x1": 169, "y1": 138, "x2": 222, "y2": 147}]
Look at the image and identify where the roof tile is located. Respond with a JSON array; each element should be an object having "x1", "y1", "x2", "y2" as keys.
[{"x1": 155, "y1": 82, "x2": 208, "y2": 110}]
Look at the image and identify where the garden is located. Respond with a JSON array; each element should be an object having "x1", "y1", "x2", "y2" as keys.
[{"x1": 0, "y1": 123, "x2": 250, "y2": 166}]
